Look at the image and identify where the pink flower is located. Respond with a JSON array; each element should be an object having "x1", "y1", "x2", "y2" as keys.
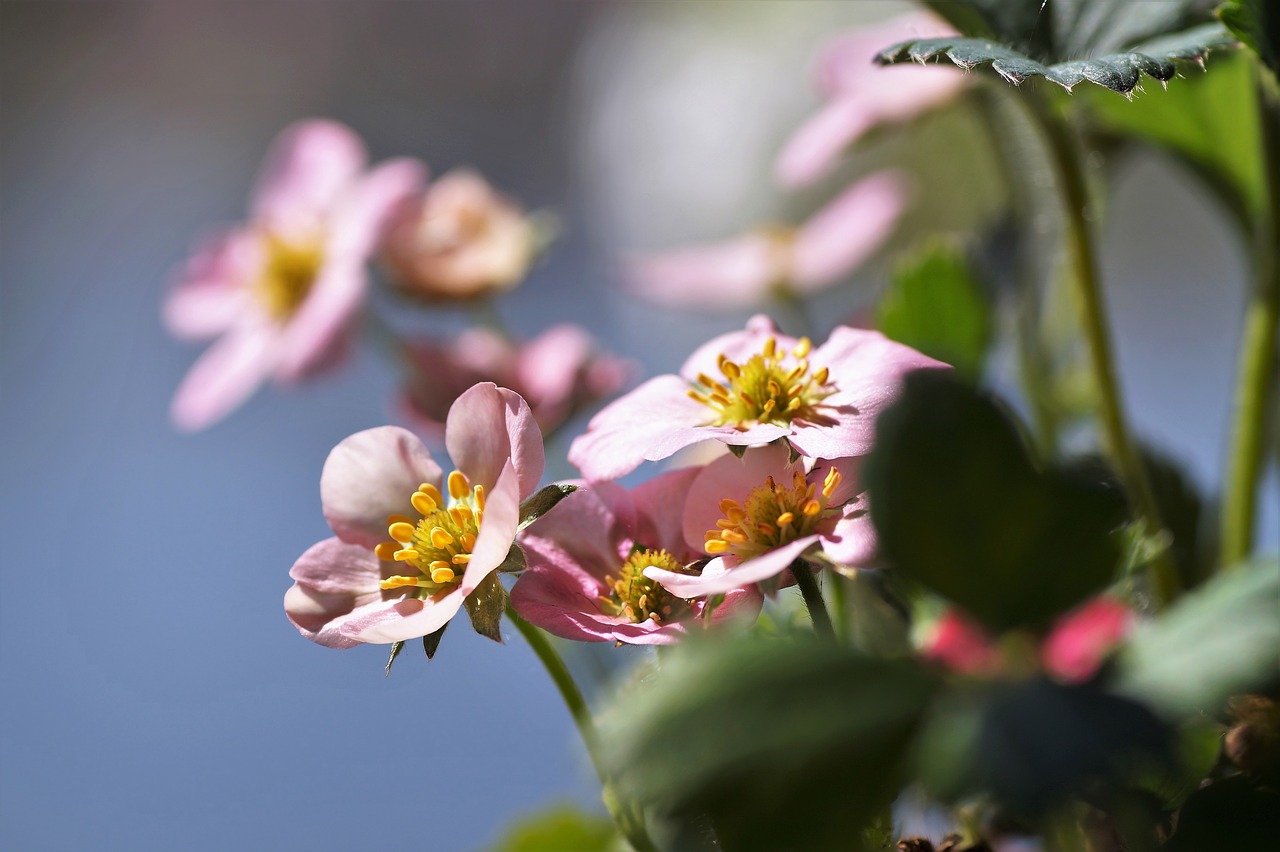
[
  {"x1": 1041, "y1": 597, "x2": 1134, "y2": 684},
  {"x1": 922, "y1": 611, "x2": 1004, "y2": 677},
  {"x1": 775, "y1": 13, "x2": 965, "y2": 188},
  {"x1": 567, "y1": 314, "x2": 948, "y2": 481},
  {"x1": 382, "y1": 168, "x2": 539, "y2": 301},
  {"x1": 511, "y1": 469, "x2": 762, "y2": 644},
  {"x1": 641, "y1": 442, "x2": 874, "y2": 599},
  {"x1": 283, "y1": 382, "x2": 543, "y2": 647},
  {"x1": 165, "y1": 120, "x2": 425, "y2": 430},
  {"x1": 626, "y1": 172, "x2": 907, "y2": 309},
  {"x1": 400, "y1": 324, "x2": 631, "y2": 440}
]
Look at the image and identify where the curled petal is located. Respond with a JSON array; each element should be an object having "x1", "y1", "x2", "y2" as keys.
[
  {"x1": 284, "y1": 537, "x2": 387, "y2": 649},
  {"x1": 446, "y1": 382, "x2": 544, "y2": 499},
  {"x1": 648, "y1": 536, "x2": 818, "y2": 599}
]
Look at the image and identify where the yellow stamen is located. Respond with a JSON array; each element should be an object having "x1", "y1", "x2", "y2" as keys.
[
  {"x1": 411, "y1": 491, "x2": 437, "y2": 515},
  {"x1": 430, "y1": 566, "x2": 456, "y2": 584},
  {"x1": 451, "y1": 553, "x2": 471, "y2": 565},
  {"x1": 802, "y1": 500, "x2": 822, "y2": 516},
  {"x1": 474, "y1": 484, "x2": 485, "y2": 511},
  {"x1": 419, "y1": 483, "x2": 444, "y2": 506},
  {"x1": 381, "y1": 575, "x2": 420, "y2": 590},
  {"x1": 763, "y1": 336, "x2": 777, "y2": 358},
  {"x1": 720, "y1": 360, "x2": 741, "y2": 380},
  {"x1": 793, "y1": 337, "x2": 811, "y2": 358},
  {"x1": 430, "y1": 527, "x2": 454, "y2": 548},
  {"x1": 388, "y1": 522, "x2": 415, "y2": 543},
  {"x1": 374, "y1": 542, "x2": 400, "y2": 561},
  {"x1": 393, "y1": 548, "x2": 420, "y2": 562},
  {"x1": 705, "y1": 539, "x2": 730, "y2": 554},
  {"x1": 459, "y1": 532, "x2": 477, "y2": 551},
  {"x1": 448, "y1": 470, "x2": 470, "y2": 499},
  {"x1": 776, "y1": 511, "x2": 795, "y2": 527}
]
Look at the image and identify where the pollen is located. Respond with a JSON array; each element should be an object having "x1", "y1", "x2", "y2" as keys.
[
  {"x1": 599, "y1": 548, "x2": 695, "y2": 625},
  {"x1": 254, "y1": 233, "x2": 323, "y2": 321},
  {"x1": 687, "y1": 335, "x2": 835, "y2": 430},
  {"x1": 704, "y1": 465, "x2": 842, "y2": 561},
  {"x1": 375, "y1": 470, "x2": 486, "y2": 596}
]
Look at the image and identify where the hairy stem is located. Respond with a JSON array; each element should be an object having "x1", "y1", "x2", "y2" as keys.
[
  {"x1": 1222, "y1": 70, "x2": 1280, "y2": 568},
  {"x1": 791, "y1": 560, "x2": 836, "y2": 641}
]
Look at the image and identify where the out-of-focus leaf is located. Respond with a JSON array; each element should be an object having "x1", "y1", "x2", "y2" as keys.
[
  {"x1": 1082, "y1": 49, "x2": 1263, "y2": 230},
  {"x1": 878, "y1": 241, "x2": 992, "y2": 381},
  {"x1": 1162, "y1": 774, "x2": 1280, "y2": 850},
  {"x1": 1141, "y1": 719, "x2": 1224, "y2": 810},
  {"x1": 877, "y1": 24, "x2": 1236, "y2": 96},
  {"x1": 864, "y1": 371, "x2": 1127, "y2": 633},
  {"x1": 1219, "y1": 0, "x2": 1280, "y2": 77},
  {"x1": 600, "y1": 637, "x2": 937, "y2": 852},
  {"x1": 919, "y1": 677, "x2": 1173, "y2": 818},
  {"x1": 465, "y1": 572, "x2": 508, "y2": 644},
  {"x1": 518, "y1": 483, "x2": 576, "y2": 531},
  {"x1": 488, "y1": 805, "x2": 619, "y2": 852},
  {"x1": 1115, "y1": 557, "x2": 1280, "y2": 718}
]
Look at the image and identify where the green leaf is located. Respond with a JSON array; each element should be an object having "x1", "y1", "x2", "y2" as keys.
[
  {"x1": 487, "y1": 805, "x2": 619, "y2": 852},
  {"x1": 422, "y1": 623, "x2": 447, "y2": 660},
  {"x1": 877, "y1": 240, "x2": 992, "y2": 381},
  {"x1": 864, "y1": 371, "x2": 1127, "y2": 633},
  {"x1": 464, "y1": 571, "x2": 508, "y2": 644},
  {"x1": 1163, "y1": 774, "x2": 1280, "y2": 850},
  {"x1": 600, "y1": 637, "x2": 937, "y2": 852},
  {"x1": 384, "y1": 640, "x2": 406, "y2": 676},
  {"x1": 877, "y1": 23, "x2": 1237, "y2": 96},
  {"x1": 1082, "y1": 48, "x2": 1264, "y2": 229},
  {"x1": 1115, "y1": 557, "x2": 1280, "y2": 718},
  {"x1": 518, "y1": 483, "x2": 576, "y2": 531},
  {"x1": 1219, "y1": 0, "x2": 1280, "y2": 77}
]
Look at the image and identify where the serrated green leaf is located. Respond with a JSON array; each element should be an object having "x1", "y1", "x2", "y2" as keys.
[
  {"x1": 1115, "y1": 557, "x2": 1280, "y2": 718},
  {"x1": 864, "y1": 371, "x2": 1127, "y2": 633},
  {"x1": 518, "y1": 483, "x2": 576, "y2": 531},
  {"x1": 488, "y1": 805, "x2": 619, "y2": 852},
  {"x1": 878, "y1": 240, "x2": 992, "y2": 381},
  {"x1": 1219, "y1": 0, "x2": 1280, "y2": 77},
  {"x1": 601, "y1": 637, "x2": 937, "y2": 852},
  {"x1": 464, "y1": 571, "x2": 508, "y2": 643},
  {"x1": 422, "y1": 623, "x2": 447, "y2": 660}
]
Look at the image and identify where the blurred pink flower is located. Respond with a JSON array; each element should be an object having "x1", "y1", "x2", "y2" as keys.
[
  {"x1": 922, "y1": 610, "x2": 1004, "y2": 677},
  {"x1": 283, "y1": 382, "x2": 543, "y2": 647},
  {"x1": 511, "y1": 469, "x2": 761, "y2": 644},
  {"x1": 626, "y1": 172, "x2": 907, "y2": 308},
  {"x1": 642, "y1": 442, "x2": 874, "y2": 599},
  {"x1": 776, "y1": 13, "x2": 965, "y2": 188},
  {"x1": 400, "y1": 323, "x2": 631, "y2": 440},
  {"x1": 382, "y1": 168, "x2": 539, "y2": 301},
  {"x1": 567, "y1": 314, "x2": 947, "y2": 481},
  {"x1": 165, "y1": 119, "x2": 425, "y2": 430}
]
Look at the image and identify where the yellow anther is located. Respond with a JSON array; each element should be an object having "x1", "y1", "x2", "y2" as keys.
[
  {"x1": 761, "y1": 399, "x2": 776, "y2": 416},
  {"x1": 794, "y1": 359, "x2": 810, "y2": 377},
  {"x1": 777, "y1": 511, "x2": 795, "y2": 527},
  {"x1": 430, "y1": 527, "x2": 454, "y2": 548},
  {"x1": 450, "y1": 506, "x2": 473, "y2": 527},
  {"x1": 430, "y1": 566, "x2": 456, "y2": 584},
  {"x1": 793, "y1": 337, "x2": 811, "y2": 358},
  {"x1": 793, "y1": 471, "x2": 807, "y2": 490},
  {"x1": 721, "y1": 529, "x2": 748, "y2": 544},
  {"x1": 823, "y1": 468, "x2": 841, "y2": 496},
  {"x1": 380, "y1": 575, "x2": 420, "y2": 590},
  {"x1": 767, "y1": 379, "x2": 782, "y2": 397},
  {"x1": 812, "y1": 366, "x2": 830, "y2": 385},
  {"x1": 388, "y1": 522, "x2": 416, "y2": 543},
  {"x1": 802, "y1": 499, "x2": 822, "y2": 516},
  {"x1": 696, "y1": 372, "x2": 717, "y2": 388},
  {"x1": 785, "y1": 364, "x2": 805, "y2": 383},
  {"x1": 451, "y1": 553, "x2": 471, "y2": 565},
  {"x1": 459, "y1": 532, "x2": 477, "y2": 551},
  {"x1": 411, "y1": 491, "x2": 437, "y2": 515},
  {"x1": 393, "y1": 548, "x2": 420, "y2": 562},
  {"x1": 757, "y1": 522, "x2": 776, "y2": 536},
  {"x1": 474, "y1": 484, "x2": 485, "y2": 510},
  {"x1": 374, "y1": 542, "x2": 400, "y2": 561},
  {"x1": 448, "y1": 470, "x2": 470, "y2": 499},
  {"x1": 715, "y1": 519, "x2": 738, "y2": 530},
  {"x1": 719, "y1": 498, "x2": 744, "y2": 517},
  {"x1": 720, "y1": 359, "x2": 741, "y2": 380},
  {"x1": 738, "y1": 391, "x2": 756, "y2": 408},
  {"x1": 687, "y1": 389, "x2": 710, "y2": 404},
  {"x1": 705, "y1": 539, "x2": 730, "y2": 554},
  {"x1": 387, "y1": 514, "x2": 413, "y2": 527},
  {"x1": 763, "y1": 336, "x2": 777, "y2": 358},
  {"x1": 419, "y1": 483, "x2": 444, "y2": 506},
  {"x1": 785, "y1": 398, "x2": 802, "y2": 412}
]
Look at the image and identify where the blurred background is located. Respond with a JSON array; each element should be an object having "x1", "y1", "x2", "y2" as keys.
[{"x1": 1, "y1": 1, "x2": 1275, "y2": 850}]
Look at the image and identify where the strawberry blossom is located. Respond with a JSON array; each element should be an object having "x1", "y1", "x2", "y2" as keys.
[
  {"x1": 511, "y1": 469, "x2": 761, "y2": 644},
  {"x1": 567, "y1": 314, "x2": 947, "y2": 481},
  {"x1": 283, "y1": 382, "x2": 543, "y2": 646},
  {"x1": 165, "y1": 119, "x2": 425, "y2": 430}
]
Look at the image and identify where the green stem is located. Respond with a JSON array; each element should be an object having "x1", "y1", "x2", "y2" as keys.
[
  {"x1": 1222, "y1": 70, "x2": 1280, "y2": 569},
  {"x1": 828, "y1": 572, "x2": 850, "y2": 643},
  {"x1": 791, "y1": 561, "x2": 836, "y2": 641},
  {"x1": 1029, "y1": 94, "x2": 1179, "y2": 606},
  {"x1": 505, "y1": 606, "x2": 656, "y2": 852}
]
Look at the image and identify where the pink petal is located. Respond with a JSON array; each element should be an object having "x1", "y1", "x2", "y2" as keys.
[
  {"x1": 459, "y1": 460, "x2": 522, "y2": 594},
  {"x1": 1042, "y1": 598, "x2": 1134, "y2": 683},
  {"x1": 510, "y1": 563, "x2": 624, "y2": 643},
  {"x1": 680, "y1": 314, "x2": 792, "y2": 381},
  {"x1": 163, "y1": 230, "x2": 258, "y2": 341},
  {"x1": 647, "y1": 536, "x2": 817, "y2": 599},
  {"x1": 328, "y1": 157, "x2": 427, "y2": 260},
  {"x1": 630, "y1": 466, "x2": 702, "y2": 557},
  {"x1": 790, "y1": 172, "x2": 907, "y2": 290},
  {"x1": 821, "y1": 501, "x2": 877, "y2": 566},
  {"x1": 169, "y1": 321, "x2": 278, "y2": 431},
  {"x1": 624, "y1": 233, "x2": 782, "y2": 309},
  {"x1": 342, "y1": 589, "x2": 468, "y2": 645},
  {"x1": 813, "y1": 13, "x2": 957, "y2": 97},
  {"x1": 320, "y1": 426, "x2": 444, "y2": 549},
  {"x1": 445, "y1": 383, "x2": 544, "y2": 499},
  {"x1": 284, "y1": 537, "x2": 386, "y2": 649},
  {"x1": 272, "y1": 258, "x2": 366, "y2": 382},
  {"x1": 520, "y1": 481, "x2": 634, "y2": 579},
  {"x1": 682, "y1": 443, "x2": 793, "y2": 554},
  {"x1": 251, "y1": 120, "x2": 365, "y2": 242},
  {"x1": 774, "y1": 98, "x2": 877, "y2": 188}
]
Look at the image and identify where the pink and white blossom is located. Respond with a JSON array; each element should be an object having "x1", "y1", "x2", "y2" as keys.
[
  {"x1": 511, "y1": 469, "x2": 761, "y2": 645},
  {"x1": 567, "y1": 314, "x2": 947, "y2": 481},
  {"x1": 626, "y1": 172, "x2": 907, "y2": 309},
  {"x1": 776, "y1": 13, "x2": 965, "y2": 188},
  {"x1": 284, "y1": 382, "x2": 543, "y2": 647},
  {"x1": 382, "y1": 168, "x2": 540, "y2": 301},
  {"x1": 642, "y1": 442, "x2": 874, "y2": 599},
  {"x1": 400, "y1": 323, "x2": 631, "y2": 440},
  {"x1": 165, "y1": 119, "x2": 425, "y2": 430}
]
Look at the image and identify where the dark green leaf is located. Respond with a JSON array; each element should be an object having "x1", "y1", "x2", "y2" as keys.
[
  {"x1": 1219, "y1": 0, "x2": 1280, "y2": 77},
  {"x1": 1163, "y1": 774, "x2": 1280, "y2": 850},
  {"x1": 1115, "y1": 557, "x2": 1280, "y2": 718},
  {"x1": 464, "y1": 571, "x2": 508, "y2": 643},
  {"x1": 864, "y1": 371, "x2": 1127, "y2": 632},
  {"x1": 487, "y1": 805, "x2": 618, "y2": 852},
  {"x1": 518, "y1": 483, "x2": 576, "y2": 531},
  {"x1": 422, "y1": 623, "x2": 447, "y2": 660},
  {"x1": 601, "y1": 637, "x2": 937, "y2": 852},
  {"x1": 496, "y1": 541, "x2": 527, "y2": 574},
  {"x1": 878, "y1": 240, "x2": 992, "y2": 381},
  {"x1": 385, "y1": 640, "x2": 406, "y2": 676}
]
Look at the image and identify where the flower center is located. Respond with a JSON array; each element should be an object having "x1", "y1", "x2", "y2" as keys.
[
  {"x1": 687, "y1": 336, "x2": 833, "y2": 429},
  {"x1": 599, "y1": 547, "x2": 693, "y2": 624},
  {"x1": 377, "y1": 471, "x2": 485, "y2": 597},
  {"x1": 255, "y1": 233, "x2": 323, "y2": 321},
  {"x1": 705, "y1": 467, "x2": 842, "y2": 560}
]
